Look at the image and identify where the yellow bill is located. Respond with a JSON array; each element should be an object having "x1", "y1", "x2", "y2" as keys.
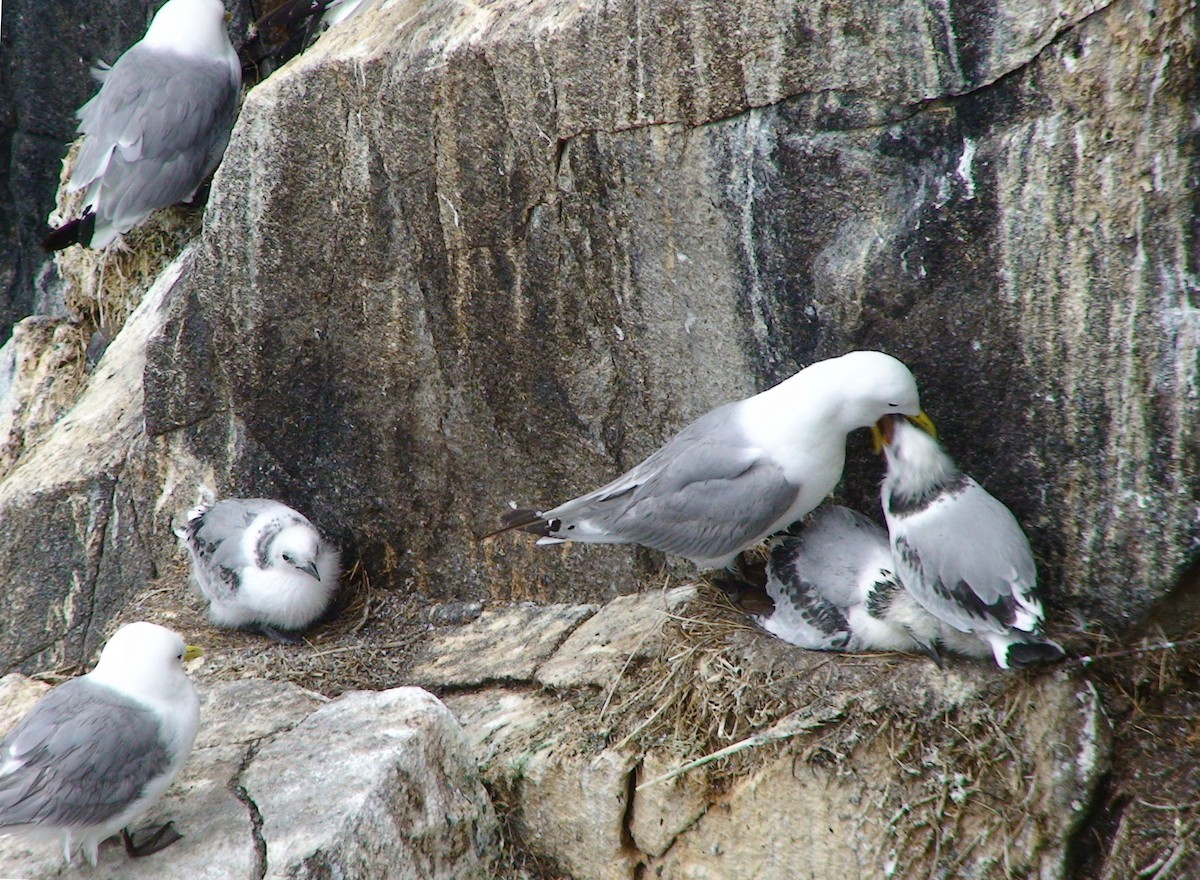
[{"x1": 871, "y1": 411, "x2": 937, "y2": 454}]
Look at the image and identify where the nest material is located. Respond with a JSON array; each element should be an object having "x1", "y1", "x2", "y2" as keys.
[
  {"x1": 49, "y1": 140, "x2": 203, "y2": 339},
  {"x1": 592, "y1": 580, "x2": 1060, "y2": 877},
  {"x1": 114, "y1": 557, "x2": 425, "y2": 697}
]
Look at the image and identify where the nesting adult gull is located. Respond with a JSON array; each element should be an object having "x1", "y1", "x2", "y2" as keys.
[
  {"x1": 491, "y1": 351, "x2": 932, "y2": 570},
  {"x1": 0, "y1": 622, "x2": 201, "y2": 866},
  {"x1": 178, "y1": 498, "x2": 342, "y2": 642},
  {"x1": 257, "y1": 0, "x2": 371, "y2": 33},
  {"x1": 245, "y1": 0, "x2": 371, "y2": 75},
  {"x1": 42, "y1": 0, "x2": 241, "y2": 250},
  {"x1": 754, "y1": 504, "x2": 991, "y2": 663},
  {"x1": 874, "y1": 414, "x2": 1066, "y2": 669}
]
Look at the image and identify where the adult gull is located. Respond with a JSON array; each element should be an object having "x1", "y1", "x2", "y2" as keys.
[
  {"x1": 0, "y1": 622, "x2": 201, "y2": 865},
  {"x1": 491, "y1": 351, "x2": 931, "y2": 570},
  {"x1": 43, "y1": 0, "x2": 241, "y2": 250}
]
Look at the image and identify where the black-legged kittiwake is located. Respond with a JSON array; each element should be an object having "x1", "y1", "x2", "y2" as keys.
[
  {"x1": 874, "y1": 414, "x2": 1066, "y2": 669},
  {"x1": 754, "y1": 505, "x2": 990, "y2": 664},
  {"x1": 245, "y1": 0, "x2": 371, "y2": 74},
  {"x1": 0, "y1": 622, "x2": 201, "y2": 865},
  {"x1": 256, "y1": 0, "x2": 371, "y2": 34},
  {"x1": 490, "y1": 351, "x2": 930, "y2": 570},
  {"x1": 178, "y1": 498, "x2": 341, "y2": 642},
  {"x1": 42, "y1": 0, "x2": 241, "y2": 250},
  {"x1": 312, "y1": 0, "x2": 371, "y2": 27}
]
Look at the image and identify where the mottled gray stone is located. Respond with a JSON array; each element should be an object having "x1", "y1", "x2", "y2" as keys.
[
  {"x1": 643, "y1": 673, "x2": 1108, "y2": 880},
  {"x1": 0, "y1": 252, "x2": 191, "y2": 674},
  {"x1": 446, "y1": 690, "x2": 641, "y2": 880},
  {"x1": 243, "y1": 686, "x2": 498, "y2": 880},
  {"x1": 536, "y1": 586, "x2": 696, "y2": 689},
  {"x1": 412, "y1": 603, "x2": 598, "y2": 687}
]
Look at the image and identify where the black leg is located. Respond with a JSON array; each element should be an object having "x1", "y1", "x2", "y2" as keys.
[
  {"x1": 249, "y1": 622, "x2": 306, "y2": 644},
  {"x1": 122, "y1": 821, "x2": 184, "y2": 857},
  {"x1": 734, "y1": 552, "x2": 768, "y2": 590},
  {"x1": 711, "y1": 559, "x2": 775, "y2": 617}
]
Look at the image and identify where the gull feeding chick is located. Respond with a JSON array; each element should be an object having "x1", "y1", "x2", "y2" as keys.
[
  {"x1": 178, "y1": 498, "x2": 341, "y2": 643},
  {"x1": 0, "y1": 622, "x2": 201, "y2": 866},
  {"x1": 490, "y1": 351, "x2": 930, "y2": 570},
  {"x1": 43, "y1": 0, "x2": 241, "y2": 250},
  {"x1": 874, "y1": 414, "x2": 1065, "y2": 669},
  {"x1": 754, "y1": 505, "x2": 991, "y2": 664}
]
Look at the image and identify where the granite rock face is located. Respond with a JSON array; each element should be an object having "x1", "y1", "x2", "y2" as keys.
[
  {"x1": 0, "y1": 1, "x2": 1193, "y2": 873},
  {"x1": 148, "y1": 0, "x2": 1196, "y2": 621},
  {"x1": 0, "y1": 0, "x2": 1194, "y2": 669}
]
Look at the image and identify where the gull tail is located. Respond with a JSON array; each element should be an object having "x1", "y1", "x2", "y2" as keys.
[
  {"x1": 482, "y1": 507, "x2": 555, "y2": 540},
  {"x1": 1005, "y1": 638, "x2": 1067, "y2": 669},
  {"x1": 42, "y1": 211, "x2": 96, "y2": 251},
  {"x1": 987, "y1": 632, "x2": 1066, "y2": 669}
]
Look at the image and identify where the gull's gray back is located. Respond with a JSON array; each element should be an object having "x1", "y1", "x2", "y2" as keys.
[
  {"x1": 73, "y1": 45, "x2": 240, "y2": 226},
  {"x1": 547, "y1": 404, "x2": 800, "y2": 564},
  {"x1": 0, "y1": 679, "x2": 170, "y2": 828}
]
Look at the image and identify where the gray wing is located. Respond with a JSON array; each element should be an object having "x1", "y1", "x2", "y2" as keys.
[
  {"x1": 0, "y1": 680, "x2": 170, "y2": 829},
  {"x1": 759, "y1": 536, "x2": 852, "y2": 650},
  {"x1": 787, "y1": 506, "x2": 891, "y2": 608},
  {"x1": 72, "y1": 45, "x2": 240, "y2": 225},
  {"x1": 547, "y1": 404, "x2": 800, "y2": 563},
  {"x1": 891, "y1": 480, "x2": 1039, "y2": 634},
  {"x1": 183, "y1": 499, "x2": 283, "y2": 598}
]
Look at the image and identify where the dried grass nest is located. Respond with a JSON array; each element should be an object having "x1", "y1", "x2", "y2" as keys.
[{"x1": 48, "y1": 140, "x2": 204, "y2": 340}]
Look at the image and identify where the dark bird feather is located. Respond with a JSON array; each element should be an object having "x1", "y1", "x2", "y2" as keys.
[
  {"x1": 483, "y1": 508, "x2": 554, "y2": 540},
  {"x1": 42, "y1": 210, "x2": 96, "y2": 251}
]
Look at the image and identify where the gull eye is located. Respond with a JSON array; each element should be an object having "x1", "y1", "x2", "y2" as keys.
[{"x1": 282, "y1": 552, "x2": 294, "y2": 563}]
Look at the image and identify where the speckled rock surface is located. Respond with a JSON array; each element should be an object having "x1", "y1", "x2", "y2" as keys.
[
  {"x1": 0, "y1": 0, "x2": 1193, "y2": 874},
  {"x1": 0, "y1": 680, "x2": 496, "y2": 880},
  {"x1": 0, "y1": 0, "x2": 1194, "y2": 671}
]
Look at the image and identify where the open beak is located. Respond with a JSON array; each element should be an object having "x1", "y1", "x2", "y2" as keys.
[
  {"x1": 908, "y1": 410, "x2": 937, "y2": 438},
  {"x1": 870, "y1": 417, "x2": 894, "y2": 454},
  {"x1": 871, "y1": 411, "x2": 937, "y2": 454},
  {"x1": 183, "y1": 645, "x2": 204, "y2": 662},
  {"x1": 300, "y1": 560, "x2": 321, "y2": 580}
]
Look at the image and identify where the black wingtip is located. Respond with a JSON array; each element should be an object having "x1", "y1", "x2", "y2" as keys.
[
  {"x1": 1006, "y1": 639, "x2": 1067, "y2": 669},
  {"x1": 41, "y1": 210, "x2": 96, "y2": 251},
  {"x1": 482, "y1": 507, "x2": 553, "y2": 540}
]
